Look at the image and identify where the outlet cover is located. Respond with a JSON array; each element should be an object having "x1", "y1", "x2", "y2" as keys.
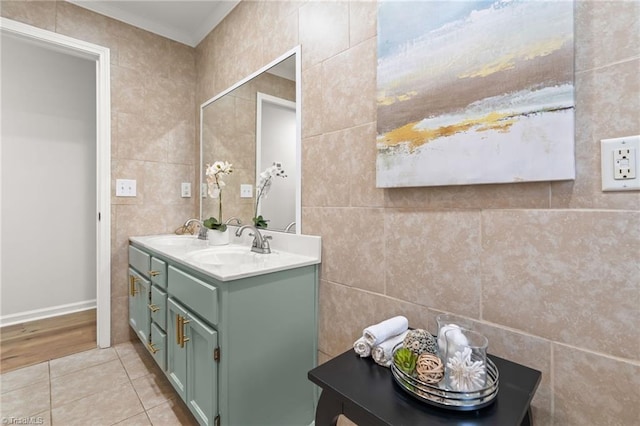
[
  {"x1": 240, "y1": 184, "x2": 253, "y2": 198},
  {"x1": 116, "y1": 179, "x2": 136, "y2": 197},
  {"x1": 601, "y1": 135, "x2": 640, "y2": 191}
]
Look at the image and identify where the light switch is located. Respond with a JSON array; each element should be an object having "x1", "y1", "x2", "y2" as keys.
[
  {"x1": 181, "y1": 182, "x2": 191, "y2": 198},
  {"x1": 116, "y1": 179, "x2": 136, "y2": 197},
  {"x1": 601, "y1": 135, "x2": 640, "y2": 191}
]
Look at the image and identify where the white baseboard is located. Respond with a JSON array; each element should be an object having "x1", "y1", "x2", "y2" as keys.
[{"x1": 0, "y1": 299, "x2": 96, "y2": 327}]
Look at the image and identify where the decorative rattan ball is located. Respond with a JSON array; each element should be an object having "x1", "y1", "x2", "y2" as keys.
[
  {"x1": 403, "y1": 329, "x2": 438, "y2": 355},
  {"x1": 416, "y1": 353, "x2": 444, "y2": 384}
]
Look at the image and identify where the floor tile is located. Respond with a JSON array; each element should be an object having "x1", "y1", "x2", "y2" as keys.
[
  {"x1": 51, "y1": 358, "x2": 129, "y2": 407},
  {"x1": 119, "y1": 347, "x2": 159, "y2": 381},
  {"x1": 51, "y1": 381, "x2": 144, "y2": 425},
  {"x1": 113, "y1": 412, "x2": 152, "y2": 425},
  {"x1": 0, "y1": 361, "x2": 49, "y2": 394},
  {"x1": 145, "y1": 397, "x2": 198, "y2": 426},
  {"x1": 131, "y1": 370, "x2": 176, "y2": 410},
  {"x1": 0, "y1": 380, "x2": 50, "y2": 419},
  {"x1": 49, "y1": 347, "x2": 118, "y2": 378}
]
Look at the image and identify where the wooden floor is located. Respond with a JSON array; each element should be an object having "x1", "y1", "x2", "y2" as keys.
[{"x1": 0, "y1": 309, "x2": 96, "y2": 373}]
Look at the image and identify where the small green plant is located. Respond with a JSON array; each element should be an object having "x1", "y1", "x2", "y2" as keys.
[
  {"x1": 252, "y1": 215, "x2": 268, "y2": 229},
  {"x1": 393, "y1": 347, "x2": 417, "y2": 375},
  {"x1": 203, "y1": 217, "x2": 227, "y2": 232}
]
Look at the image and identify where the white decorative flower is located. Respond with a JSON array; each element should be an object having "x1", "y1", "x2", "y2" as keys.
[
  {"x1": 205, "y1": 161, "x2": 233, "y2": 198},
  {"x1": 445, "y1": 347, "x2": 486, "y2": 392},
  {"x1": 254, "y1": 163, "x2": 287, "y2": 227}
]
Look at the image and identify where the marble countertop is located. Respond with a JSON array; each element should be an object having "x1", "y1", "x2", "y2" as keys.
[{"x1": 130, "y1": 228, "x2": 321, "y2": 282}]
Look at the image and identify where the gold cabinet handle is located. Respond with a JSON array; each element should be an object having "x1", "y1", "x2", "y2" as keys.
[
  {"x1": 148, "y1": 270, "x2": 160, "y2": 277},
  {"x1": 176, "y1": 314, "x2": 182, "y2": 345},
  {"x1": 130, "y1": 276, "x2": 139, "y2": 296},
  {"x1": 147, "y1": 342, "x2": 159, "y2": 354},
  {"x1": 180, "y1": 318, "x2": 190, "y2": 348},
  {"x1": 148, "y1": 304, "x2": 160, "y2": 313}
]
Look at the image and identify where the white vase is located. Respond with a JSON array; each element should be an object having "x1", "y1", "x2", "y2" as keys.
[{"x1": 207, "y1": 229, "x2": 229, "y2": 246}]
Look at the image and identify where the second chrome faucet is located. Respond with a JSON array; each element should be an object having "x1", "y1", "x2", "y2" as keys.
[{"x1": 235, "y1": 225, "x2": 272, "y2": 254}]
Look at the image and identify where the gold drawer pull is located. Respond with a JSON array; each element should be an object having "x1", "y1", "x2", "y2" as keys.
[
  {"x1": 148, "y1": 304, "x2": 160, "y2": 313},
  {"x1": 148, "y1": 270, "x2": 160, "y2": 277},
  {"x1": 147, "y1": 342, "x2": 159, "y2": 354},
  {"x1": 176, "y1": 314, "x2": 182, "y2": 345}
]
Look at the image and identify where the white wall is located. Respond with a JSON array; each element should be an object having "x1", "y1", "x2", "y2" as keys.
[
  {"x1": 1, "y1": 34, "x2": 96, "y2": 324},
  {"x1": 258, "y1": 98, "x2": 296, "y2": 231}
]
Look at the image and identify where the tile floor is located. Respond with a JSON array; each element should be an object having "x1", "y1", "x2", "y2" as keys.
[{"x1": 0, "y1": 340, "x2": 198, "y2": 425}]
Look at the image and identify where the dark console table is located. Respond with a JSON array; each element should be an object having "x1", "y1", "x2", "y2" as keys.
[{"x1": 308, "y1": 349, "x2": 541, "y2": 426}]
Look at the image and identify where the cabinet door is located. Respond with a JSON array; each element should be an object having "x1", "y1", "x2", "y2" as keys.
[
  {"x1": 149, "y1": 322, "x2": 167, "y2": 371},
  {"x1": 186, "y1": 314, "x2": 218, "y2": 426},
  {"x1": 128, "y1": 268, "x2": 150, "y2": 345},
  {"x1": 167, "y1": 298, "x2": 188, "y2": 400}
]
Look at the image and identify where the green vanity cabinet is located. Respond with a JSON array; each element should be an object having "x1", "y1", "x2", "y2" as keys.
[
  {"x1": 128, "y1": 241, "x2": 318, "y2": 426},
  {"x1": 128, "y1": 268, "x2": 150, "y2": 345},
  {"x1": 128, "y1": 246, "x2": 169, "y2": 371},
  {"x1": 167, "y1": 297, "x2": 219, "y2": 426}
]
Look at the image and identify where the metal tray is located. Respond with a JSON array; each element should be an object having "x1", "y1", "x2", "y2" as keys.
[{"x1": 391, "y1": 348, "x2": 499, "y2": 411}]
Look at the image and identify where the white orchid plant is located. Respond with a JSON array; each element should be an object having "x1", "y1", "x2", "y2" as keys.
[
  {"x1": 253, "y1": 163, "x2": 287, "y2": 228},
  {"x1": 204, "y1": 160, "x2": 233, "y2": 231}
]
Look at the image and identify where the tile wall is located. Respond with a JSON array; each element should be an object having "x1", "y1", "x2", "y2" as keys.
[{"x1": 2, "y1": 1, "x2": 639, "y2": 425}]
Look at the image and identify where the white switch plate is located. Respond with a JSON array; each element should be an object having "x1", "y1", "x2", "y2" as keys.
[
  {"x1": 240, "y1": 184, "x2": 253, "y2": 198},
  {"x1": 116, "y1": 179, "x2": 136, "y2": 197},
  {"x1": 181, "y1": 182, "x2": 191, "y2": 198},
  {"x1": 601, "y1": 135, "x2": 640, "y2": 191},
  {"x1": 201, "y1": 183, "x2": 208, "y2": 198}
]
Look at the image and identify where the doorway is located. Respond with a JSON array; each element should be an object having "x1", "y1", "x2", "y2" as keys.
[{"x1": 0, "y1": 18, "x2": 111, "y2": 349}]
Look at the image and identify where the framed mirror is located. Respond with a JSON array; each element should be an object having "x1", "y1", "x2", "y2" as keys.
[{"x1": 199, "y1": 46, "x2": 301, "y2": 233}]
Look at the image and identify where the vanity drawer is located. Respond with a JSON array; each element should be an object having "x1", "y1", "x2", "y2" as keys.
[
  {"x1": 168, "y1": 266, "x2": 218, "y2": 325},
  {"x1": 151, "y1": 285, "x2": 167, "y2": 330},
  {"x1": 150, "y1": 257, "x2": 167, "y2": 289},
  {"x1": 129, "y1": 245, "x2": 150, "y2": 277},
  {"x1": 149, "y1": 322, "x2": 166, "y2": 371}
]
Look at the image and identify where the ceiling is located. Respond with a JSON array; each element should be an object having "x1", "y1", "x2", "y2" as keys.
[{"x1": 68, "y1": 1, "x2": 240, "y2": 47}]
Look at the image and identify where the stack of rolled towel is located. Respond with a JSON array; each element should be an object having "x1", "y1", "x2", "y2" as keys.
[{"x1": 353, "y1": 316, "x2": 409, "y2": 367}]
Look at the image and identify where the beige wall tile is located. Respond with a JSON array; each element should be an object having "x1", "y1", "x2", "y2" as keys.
[
  {"x1": 386, "y1": 210, "x2": 482, "y2": 318},
  {"x1": 321, "y1": 37, "x2": 376, "y2": 133},
  {"x1": 554, "y1": 344, "x2": 640, "y2": 425},
  {"x1": 305, "y1": 208, "x2": 385, "y2": 293},
  {"x1": 302, "y1": 132, "x2": 352, "y2": 207},
  {"x1": 299, "y1": 1, "x2": 349, "y2": 70},
  {"x1": 301, "y1": 63, "x2": 324, "y2": 138},
  {"x1": 349, "y1": 1, "x2": 377, "y2": 47},
  {"x1": 348, "y1": 122, "x2": 384, "y2": 207},
  {"x1": 0, "y1": 1, "x2": 56, "y2": 31},
  {"x1": 482, "y1": 210, "x2": 640, "y2": 360},
  {"x1": 575, "y1": 0, "x2": 640, "y2": 72}
]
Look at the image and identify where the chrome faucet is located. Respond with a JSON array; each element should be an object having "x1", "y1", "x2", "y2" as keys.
[
  {"x1": 182, "y1": 218, "x2": 208, "y2": 240},
  {"x1": 284, "y1": 221, "x2": 296, "y2": 233},
  {"x1": 235, "y1": 225, "x2": 272, "y2": 254},
  {"x1": 224, "y1": 217, "x2": 242, "y2": 226}
]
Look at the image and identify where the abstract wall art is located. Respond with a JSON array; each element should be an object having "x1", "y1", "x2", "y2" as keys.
[{"x1": 376, "y1": 0, "x2": 575, "y2": 188}]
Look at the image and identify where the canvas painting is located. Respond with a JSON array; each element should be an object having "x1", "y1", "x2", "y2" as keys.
[{"x1": 376, "y1": 0, "x2": 575, "y2": 188}]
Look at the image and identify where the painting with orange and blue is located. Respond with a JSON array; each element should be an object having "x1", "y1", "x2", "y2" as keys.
[{"x1": 376, "y1": 0, "x2": 575, "y2": 188}]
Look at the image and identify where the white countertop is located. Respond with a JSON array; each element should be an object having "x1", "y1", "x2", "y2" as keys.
[{"x1": 129, "y1": 227, "x2": 321, "y2": 282}]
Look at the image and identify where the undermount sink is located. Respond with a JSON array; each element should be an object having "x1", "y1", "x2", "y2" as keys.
[
  {"x1": 184, "y1": 246, "x2": 260, "y2": 266},
  {"x1": 146, "y1": 235, "x2": 200, "y2": 247}
]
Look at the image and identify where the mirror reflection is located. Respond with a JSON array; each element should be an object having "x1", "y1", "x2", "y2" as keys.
[{"x1": 200, "y1": 50, "x2": 300, "y2": 233}]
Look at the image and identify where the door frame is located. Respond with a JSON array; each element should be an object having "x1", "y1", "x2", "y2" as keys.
[{"x1": 0, "y1": 17, "x2": 111, "y2": 347}]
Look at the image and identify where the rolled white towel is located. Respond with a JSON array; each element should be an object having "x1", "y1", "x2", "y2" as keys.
[
  {"x1": 363, "y1": 316, "x2": 409, "y2": 347},
  {"x1": 353, "y1": 337, "x2": 372, "y2": 357},
  {"x1": 372, "y1": 330, "x2": 409, "y2": 367}
]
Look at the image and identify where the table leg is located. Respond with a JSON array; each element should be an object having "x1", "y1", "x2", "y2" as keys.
[
  {"x1": 315, "y1": 390, "x2": 343, "y2": 426},
  {"x1": 520, "y1": 407, "x2": 533, "y2": 426}
]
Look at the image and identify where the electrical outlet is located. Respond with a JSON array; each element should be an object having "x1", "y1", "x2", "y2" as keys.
[
  {"x1": 601, "y1": 135, "x2": 640, "y2": 191},
  {"x1": 240, "y1": 184, "x2": 253, "y2": 198},
  {"x1": 181, "y1": 182, "x2": 191, "y2": 198},
  {"x1": 116, "y1": 179, "x2": 136, "y2": 197}
]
